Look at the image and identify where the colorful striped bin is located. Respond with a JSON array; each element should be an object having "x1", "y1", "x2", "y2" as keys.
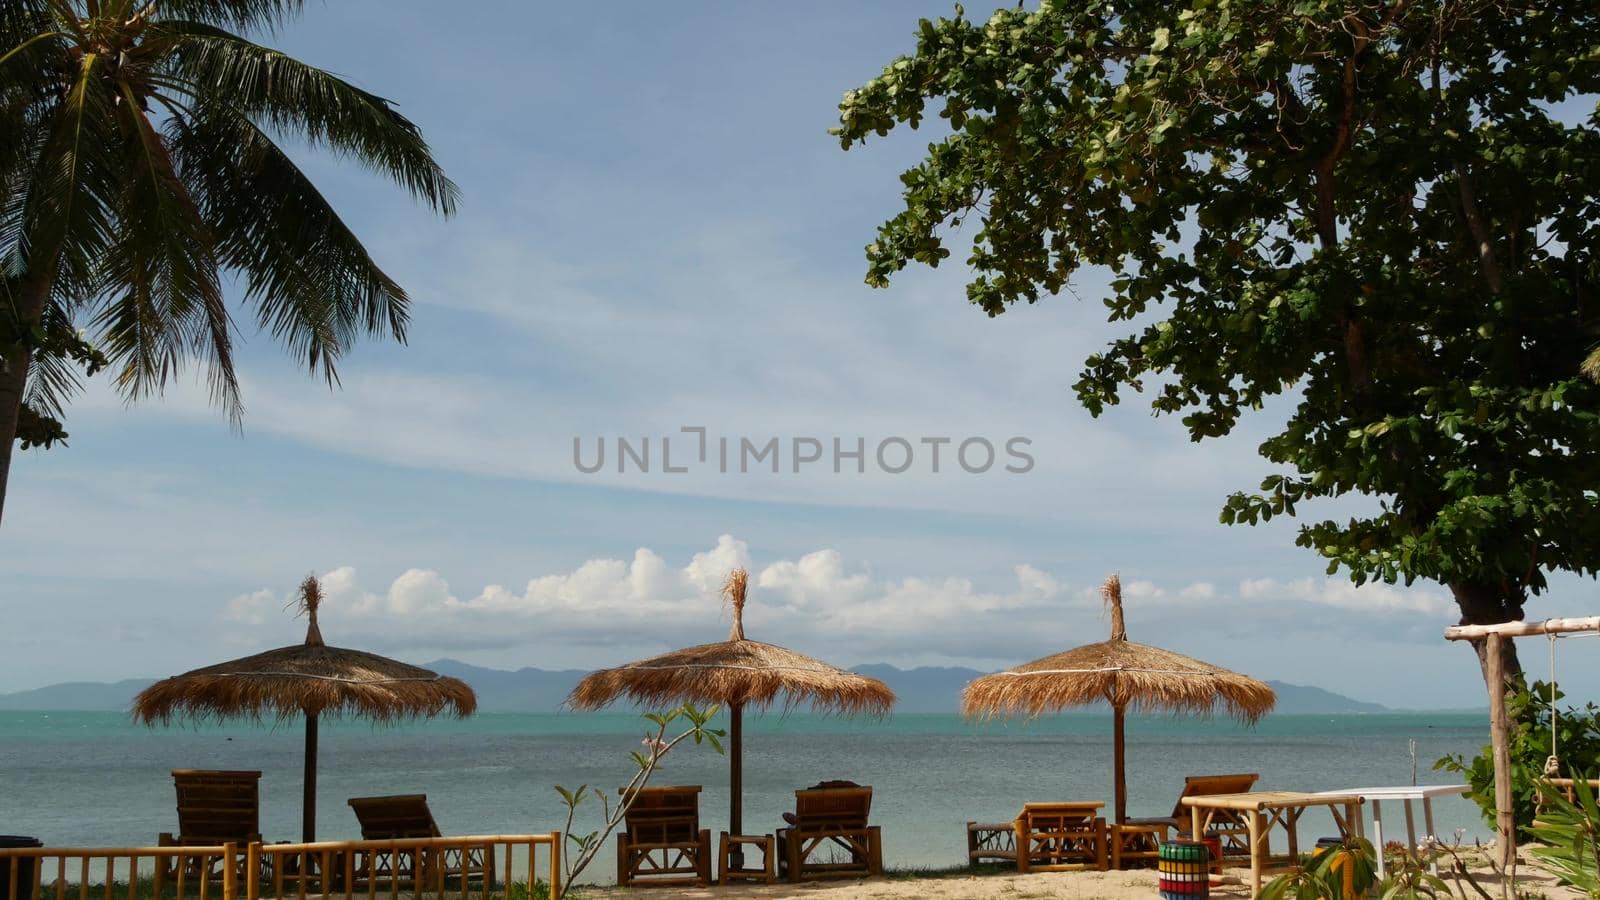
[{"x1": 1157, "y1": 839, "x2": 1211, "y2": 898}]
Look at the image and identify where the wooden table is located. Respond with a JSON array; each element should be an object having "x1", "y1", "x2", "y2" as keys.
[
  {"x1": 1183, "y1": 791, "x2": 1363, "y2": 898},
  {"x1": 718, "y1": 832, "x2": 775, "y2": 884},
  {"x1": 1014, "y1": 801, "x2": 1107, "y2": 873},
  {"x1": 1315, "y1": 784, "x2": 1467, "y2": 877}
]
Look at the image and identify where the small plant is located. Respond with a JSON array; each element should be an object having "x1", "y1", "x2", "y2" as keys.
[
  {"x1": 1528, "y1": 776, "x2": 1600, "y2": 897},
  {"x1": 550, "y1": 704, "x2": 724, "y2": 899},
  {"x1": 1378, "y1": 848, "x2": 1453, "y2": 900},
  {"x1": 1261, "y1": 837, "x2": 1380, "y2": 900}
]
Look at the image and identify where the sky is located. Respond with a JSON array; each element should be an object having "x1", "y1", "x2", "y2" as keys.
[{"x1": 3, "y1": 1, "x2": 1596, "y2": 709}]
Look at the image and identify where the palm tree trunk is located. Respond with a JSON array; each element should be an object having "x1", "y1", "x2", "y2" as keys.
[{"x1": 0, "y1": 266, "x2": 53, "y2": 527}]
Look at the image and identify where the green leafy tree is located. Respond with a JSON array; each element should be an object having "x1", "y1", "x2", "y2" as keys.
[
  {"x1": 0, "y1": 0, "x2": 458, "y2": 524},
  {"x1": 834, "y1": 0, "x2": 1600, "y2": 681}
]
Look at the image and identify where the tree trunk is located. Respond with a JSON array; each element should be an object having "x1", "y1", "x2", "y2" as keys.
[
  {"x1": 1451, "y1": 581, "x2": 1526, "y2": 685},
  {"x1": 0, "y1": 268, "x2": 53, "y2": 527}
]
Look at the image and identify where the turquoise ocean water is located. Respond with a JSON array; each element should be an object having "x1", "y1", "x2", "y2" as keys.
[{"x1": 0, "y1": 711, "x2": 1491, "y2": 882}]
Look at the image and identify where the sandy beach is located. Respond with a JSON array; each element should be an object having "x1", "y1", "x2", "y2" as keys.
[{"x1": 584, "y1": 853, "x2": 1586, "y2": 899}]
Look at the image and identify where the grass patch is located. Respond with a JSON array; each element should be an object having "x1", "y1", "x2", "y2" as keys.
[{"x1": 883, "y1": 863, "x2": 1015, "y2": 881}]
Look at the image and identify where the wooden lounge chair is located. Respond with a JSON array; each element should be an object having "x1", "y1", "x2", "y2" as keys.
[
  {"x1": 776, "y1": 786, "x2": 883, "y2": 882},
  {"x1": 347, "y1": 794, "x2": 493, "y2": 888},
  {"x1": 615, "y1": 785, "x2": 712, "y2": 887},
  {"x1": 1014, "y1": 802, "x2": 1107, "y2": 873},
  {"x1": 966, "y1": 819, "x2": 1018, "y2": 865},
  {"x1": 1127, "y1": 773, "x2": 1259, "y2": 867},
  {"x1": 157, "y1": 770, "x2": 263, "y2": 880}
]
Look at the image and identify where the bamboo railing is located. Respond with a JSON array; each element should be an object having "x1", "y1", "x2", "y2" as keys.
[
  {"x1": 0, "y1": 836, "x2": 559, "y2": 900},
  {"x1": 248, "y1": 835, "x2": 558, "y2": 900},
  {"x1": 0, "y1": 844, "x2": 237, "y2": 900}
]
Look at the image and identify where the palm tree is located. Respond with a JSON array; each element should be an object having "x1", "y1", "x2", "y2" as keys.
[{"x1": 0, "y1": 0, "x2": 458, "y2": 524}]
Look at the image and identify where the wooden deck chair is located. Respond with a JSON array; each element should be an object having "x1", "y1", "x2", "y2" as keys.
[
  {"x1": 157, "y1": 770, "x2": 263, "y2": 880},
  {"x1": 1127, "y1": 773, "x2": 1259, "y2": 865},
  {"x1": 1014, "y1": 803, "x2": 1107, "y2": 873},
  {"x1": 776, "y1": 786, "x2": 883, "y2": 883},
  {"x1": 347, "y1": 794, "x2": 492, "y2": 888},
  {"x1": 615, "y1": 786, "x2": 712, "y2": 887}
]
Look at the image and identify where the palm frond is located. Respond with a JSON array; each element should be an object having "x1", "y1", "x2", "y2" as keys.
[
  {"x1": 21, "y1": 299, "x2": 84, "y2": 418},
  {"x1": 154, "y1": 21, "x2": 458, "y2": 214},
  {"x1": 169, "y1": 102, "x2": 408, "y2": 382},
  {"x1": 23, "y1": 50, "x2": 119, "y2": 299},
  {"x1": 145, "y1": 0, "x2": 306, "y2": 32},
  {"x1": 0, "y1": 1, "x2": 51, "y2": 52},
  {"x1": 89, "y1": 86, "x2": 236, "y2": 417},
  {"x1": 0, "y1": 101, "x2": 55, "y2": 271}
]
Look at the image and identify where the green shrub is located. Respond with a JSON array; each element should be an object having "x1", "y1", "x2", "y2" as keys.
[
  {"x1": 1437, "y1": 680, "x2": 1600, "y2": 839},
  {"x1": 1529, "y1": 778, "x2": 1600, "y2": 897}
]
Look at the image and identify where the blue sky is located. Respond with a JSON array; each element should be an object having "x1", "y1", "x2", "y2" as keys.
[{"x1": 4, "y1": 1, "x2": 1594, "y2": 708}]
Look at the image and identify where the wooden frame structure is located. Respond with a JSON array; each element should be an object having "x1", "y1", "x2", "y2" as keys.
[
  {"x1": 0, "y1": 833, "x2": 561, "y2": 900},
  {"x1": 1013, "y1": 802, "x2": 1107, "y2": 873},
  {"x1": 0, "y1": 844, "x2": 237, "y2": 900},
  {"x1": 614, "y1": 785, "x2": 712, "y2": 887},
  {"x1": 1183, "y1": 791, "x2": 1363, "y2": 899},
  {"x1": 776, "y1": 786, "x2": 883, "y2": 882},
  {"x1": 1443, "y1": 616, "x2": 1600, "y2": 868}
]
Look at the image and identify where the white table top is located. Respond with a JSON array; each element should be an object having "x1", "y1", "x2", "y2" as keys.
[{"x1": 1314, "y1": 785, "x2": 1468, "y2": 801}]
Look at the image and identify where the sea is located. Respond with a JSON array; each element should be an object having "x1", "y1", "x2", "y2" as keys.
[{"x1": 0, "y1": 710, "x2": 1492, "y2": 883}]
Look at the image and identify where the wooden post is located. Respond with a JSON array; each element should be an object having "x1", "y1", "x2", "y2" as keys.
[
  {"x1": 1112, "y1": 702, "x2": 1127, "y2": 825},
  {"x1": 1486, "y1": 634, "x2": 1515, "y2": 869},
  {"x1": 304, "y1": 711, "x2": 319, "y2": 843},
  {"x1": 549, "y1": 833, "x2": 562, "y2": 900},
  {"x1": 729, "y1": 702, "x2": 744, "y2": 867}
]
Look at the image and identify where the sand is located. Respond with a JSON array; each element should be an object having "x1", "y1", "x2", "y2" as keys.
[{"x1": 582, "y1": 852, "x2": 1587, "y2": 899}]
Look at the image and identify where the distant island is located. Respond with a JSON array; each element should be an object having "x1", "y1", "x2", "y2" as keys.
[{"x1": 0, "y1": 660, "x2": 1430, "y2": 715}]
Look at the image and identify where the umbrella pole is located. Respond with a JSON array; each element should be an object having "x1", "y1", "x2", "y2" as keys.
[
  {"x1": 303, "y1": 711, "x2": 319, "y2": 842},
  {"x1": 1113, "y1": 701, "x2": 1126, "y2": 824},
  {"x1": 729, "y1": 702, "x2": 744, "y2": 866}
]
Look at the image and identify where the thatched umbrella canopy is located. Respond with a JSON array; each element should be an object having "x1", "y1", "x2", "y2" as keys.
[
  {"x1": 963, "y1": 574, "x2": 1275, "y2": 823},
  {"x1": 133, "y1": 576, "x2": 477, "y2": 841},
  {"x1": 567, "y1": 569, "x2": 895, "y2": 846}
]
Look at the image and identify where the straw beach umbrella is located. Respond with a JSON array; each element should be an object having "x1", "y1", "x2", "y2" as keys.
[
  {"x1": 133, "y1": 576, "x2": 477, "y2": 841},
  {"x1": 963, "y1": 574, "x2": 1275, "y2": 823},
  {"x1": 567, "y1": 569, "x2": 895, "y2": 850}
]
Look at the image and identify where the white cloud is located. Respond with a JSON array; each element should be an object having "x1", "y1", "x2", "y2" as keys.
[
  {"x1": 218, "y1": 536, "x2": 1457, "y2": 669},
  {"x1": 1239, "y1": 577, "x2": 1453, "y2": 616}
]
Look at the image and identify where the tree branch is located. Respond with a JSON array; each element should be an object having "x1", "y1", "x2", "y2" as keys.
[{"x1": 1455, "y1": 163, "x2": 1504, "y2": 294}]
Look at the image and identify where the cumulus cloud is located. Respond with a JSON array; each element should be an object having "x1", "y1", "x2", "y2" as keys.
[
  {"x1": 1238, "y1": 577, "x2": 1453, "y2": 616},
  {"x1": 217, "y1": 536, "x2": 1459, "y2": 669}
]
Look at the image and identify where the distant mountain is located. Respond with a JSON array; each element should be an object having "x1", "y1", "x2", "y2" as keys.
[
  {"x1": 421, "y1": 659, "x2": 588, "y2": 711},
  {"x1": 1262, "y1": 680, "x2": 1389, "y2": 714},
  {"x1": 0, "y1": 678, "x2": 153, "y2": 711},
  {"x1": 0, "y1": 665, "x2": 1391, "y2": 715},
  {"x1": 850, "y1": 664, "x2": 978, "y2": 714}
]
